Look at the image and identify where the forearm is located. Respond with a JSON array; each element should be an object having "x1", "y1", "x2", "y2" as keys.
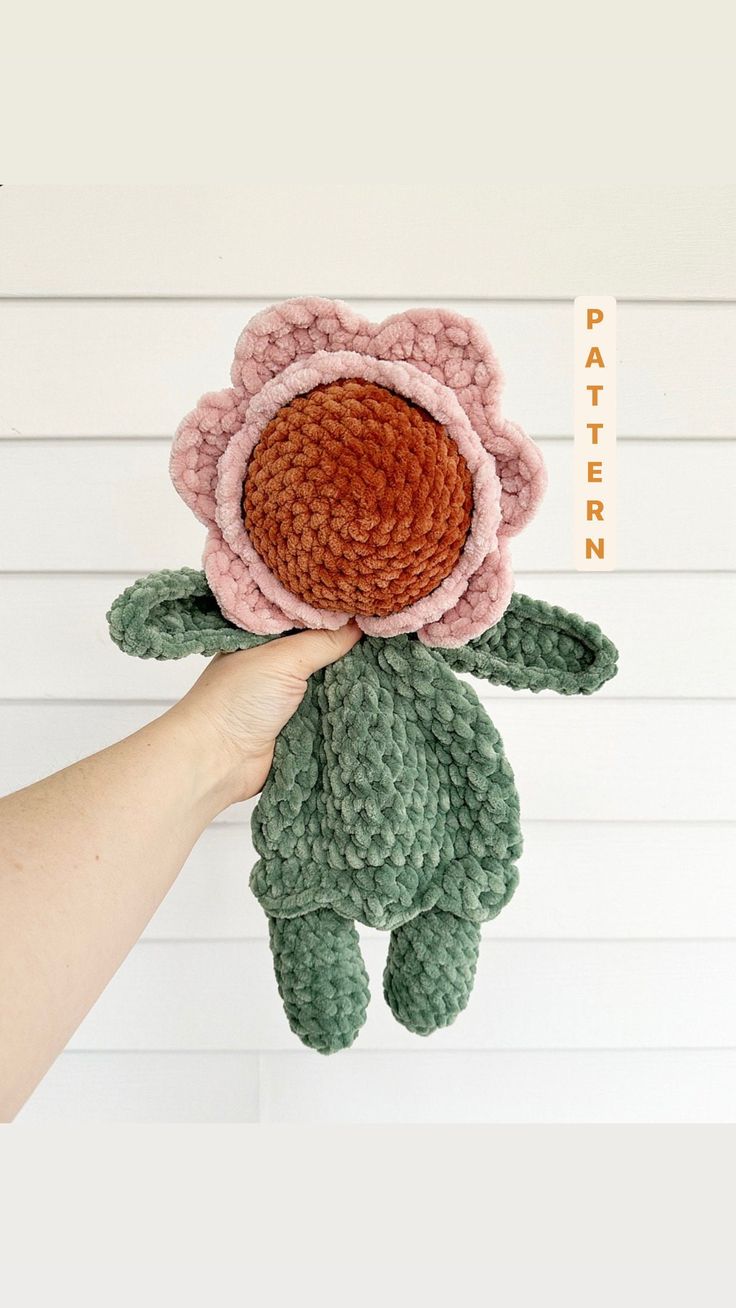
[
  {"x1": 0, "y1": 701, "x2": 230, "y2": 1120},
  {"x1": 0, "y1": 622, "x2": 359, "y2": 1119}
]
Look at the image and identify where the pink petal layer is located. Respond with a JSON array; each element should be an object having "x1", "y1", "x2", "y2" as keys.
[
  {"x1": 169, "y1": 298, "x2": 547, "y2": 641},
  {"x1": 214, "y1": 351, "x2": 501, "y2": 637},
  {"x1": 418, "y1": 539, "x2": 514, "y2": 647},
  {"x1": 231, "y1": 298, "x2": 546, "y2": 534},
  {"x1": 170, "y1": 387, "x2": 247, "y2": 527},
  {"x1": 204, "y1": 521, "x2": 514, "y2": 646},
  {"x1": 204, "y1": 527, "x2": 354, "y2": 634}
]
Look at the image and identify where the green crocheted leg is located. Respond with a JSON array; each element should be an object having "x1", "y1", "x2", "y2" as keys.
[
  {"x1": 269, "y1": 910, "x2": 370, "y2": 1054},
  {"x1": 383, "y1": 910, "x2": 481, "y2": 1036}
]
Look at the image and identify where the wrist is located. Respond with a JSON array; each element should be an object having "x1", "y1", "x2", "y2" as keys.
[{"x1": 160, "y1": 700, "x2": 247, "y2": 820}]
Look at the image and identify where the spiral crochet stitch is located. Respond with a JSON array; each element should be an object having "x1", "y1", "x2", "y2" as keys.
[{"x1": 244, "y1": 379, "x2": 473, "y2": 617}]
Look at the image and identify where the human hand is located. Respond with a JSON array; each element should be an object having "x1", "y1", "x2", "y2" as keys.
[{"x1": 168, "y1": 622, "x2": 362, "y2": 811}]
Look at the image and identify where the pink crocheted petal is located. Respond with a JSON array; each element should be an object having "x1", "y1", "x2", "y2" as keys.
[
  {"x1": 216, "y1": 351, "x2": 500, "y2": 638},
  {"x1": 231, "y1": 297, "x2": 374, "y2": 399},
  {"x1": 370, "y1": 306, "x2": 505, "y2": 410},
  {"x1": 203, "y1": 529, "x2": 303, "y2": 635},
  {"x1": 170, "y1": 387, "x2": 247, "y2": 527},
  {"x1": 203, "y1": 527, "x2": 352, "y2": 635},
  {"x1": 417, "y1": 539, "x2": 514, "y2": 649},
  {"x1": 370, "y1": 309, "x2": 546, "y2": 535},
  {"x1": 492, "y1": 419, "x2": 548, "y2": 536}
]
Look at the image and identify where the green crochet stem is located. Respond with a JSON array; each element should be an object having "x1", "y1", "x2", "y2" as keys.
[{"x1": 108, "y1": 568, "x2": 618, "y2": 1054}]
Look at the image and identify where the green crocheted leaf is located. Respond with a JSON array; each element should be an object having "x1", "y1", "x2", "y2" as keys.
[
  {"x1": 437, "y1": 593, "x2": 618, "y2": 694},
  {"x1": 107, "y1": 568, "x2": 275, "y2": 660}
]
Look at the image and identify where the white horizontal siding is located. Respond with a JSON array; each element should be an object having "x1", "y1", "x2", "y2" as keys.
[
  {"x1": 258, "y1": 1050, "x2": 736, "y2": 1124},
  {"x1": 139, "y1": 821, "x2": 736, "y2": 943},
  {"x1": 19, "y1": 1049, "x2": 736, "y2": 1124},
  {"x1": 1, "y1": 572, "x2": 733, "y2": 701},
  {"x1": 1, "y1": 299, "x2": 734, "y2": 437},
  {"x1": 17, "y1": 1052, "x2": 260, "y2": 1123},
  {"x1": 2, "y1": 185, "x2": 733, "y2": 1121},
  {"x1": 67, "y1": 939, "x2": 736, "y2": 1052},
  {"x1": 2, "y1": 700, "x2": 732, "y2": 823},
  {"x1": 2, "y1": 439, "x2": 733, "y2": 572},
  {"x1": 2, "y1": 185, "x2": 734, "y2": 299}
]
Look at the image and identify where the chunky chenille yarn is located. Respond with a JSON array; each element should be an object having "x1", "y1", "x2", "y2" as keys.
[
  {"x1": 169, "y1": 297, "x2": 548, "y2": 642},
  {"x1": 108, "y1": 297, "x2": 618, "y2": 1053},
  {"x1": 244, "y1": 379, "x2": 473, "y2": 617},
  {"x1": 108, "y1": 569, "x2": 618, "y2": 1052}
]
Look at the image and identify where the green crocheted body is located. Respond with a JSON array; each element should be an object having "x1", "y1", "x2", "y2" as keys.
[
  {"x1": 108, "y1": 568, "x2": 618, "y2": 1053},
  {"x1": 251, "y1": 636, "x2": 521, "y2": 930}
]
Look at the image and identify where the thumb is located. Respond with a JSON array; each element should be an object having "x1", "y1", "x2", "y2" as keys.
[{"x1": 274, "y1": 621, "x2": 362, "y2": 678}]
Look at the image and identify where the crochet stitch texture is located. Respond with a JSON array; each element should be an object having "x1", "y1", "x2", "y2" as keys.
[
  {"x1": 169, "y1": 296, "x2": 548, "y2": 642},
  {"x1": 108, "y1": 298, "x2": 619, "y2": 1052},
  {"x1": 244, "y1": 379, "x2": 473, "y2": 616},
  {"x1": 109, "y1": 569, "x2": 618, "y2": 1051}
]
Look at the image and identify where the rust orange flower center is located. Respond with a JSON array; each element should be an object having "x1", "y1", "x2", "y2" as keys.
[{"x1": 243, "y1": 379, "x2": 473, "y2": 617}]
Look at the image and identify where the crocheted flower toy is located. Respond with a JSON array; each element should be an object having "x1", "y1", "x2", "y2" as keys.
[{"x1": 108, "y1": 297, "x2": 618, "y2": 1052}]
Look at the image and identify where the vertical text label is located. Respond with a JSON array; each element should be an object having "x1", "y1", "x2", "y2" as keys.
[{"x1": 574, "y1": 296, "x2": 616, "y2": 570}]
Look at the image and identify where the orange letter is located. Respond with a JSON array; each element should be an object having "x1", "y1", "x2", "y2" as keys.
[
  {"x1": 586, "y1": 538, "x2": 605, "y2": 560},
  {"x1": 587, "y1": 384, "x2": 603, "y2": 406},
  {"x1": 588, "y1": 461, "x2": 603, "y2": 482},
  {"x1": 587, "y1": 423, "x2": 604, "y2": 444},
  {"x1": 585, "y1": 346, "x2": 605, "y2": 368},
  {"x1": 587, "y1": 308, "x2": 604, "y2": 329},
  {"x1": 587, "y1": 500, "x2": 604, "y2": 521}
]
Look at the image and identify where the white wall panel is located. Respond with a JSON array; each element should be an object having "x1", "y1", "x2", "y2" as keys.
[
  {"x1": 258, "y1": 1050, "x2": 736, "y2": 1124},
  {"x1": 2, "y1": 572, "x2": 733, "y2": 701},
  {"x1": 1, "y1": 700, "x2": 731, "y2": 823},
  {"x1": 2, "y1": 186, "x2": 734, "y2": 299},
  {"x1": 2, "y1": 185, "x2": 733, "y2": 1122},
  {"x1": 142, "y1": 821, "x2": 736, "y2": 943},
  {"x1": 2, "y1": 439, "x2": 732, "y2": 572},
  {"x1": 1, "y1": 299, "x2": 734, "y2": 438},
  {"x1": 22, "y1": 1048, "x2": 736, "y2": 1124},
  {"x1": 18, "y1": 1052, "x2": 259, "y2": 1123},
  {"x1": 68, "y1": 939, "x2": 736, "y2": 1053}
]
